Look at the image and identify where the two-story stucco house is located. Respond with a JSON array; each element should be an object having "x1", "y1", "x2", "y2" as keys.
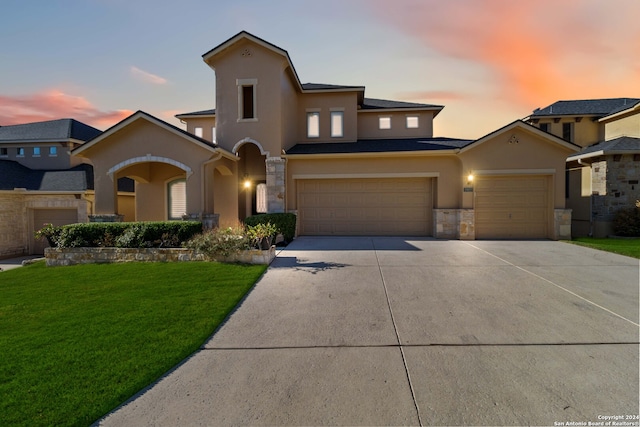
[
  {"x1": 527, "y1": 98, "x2": 640, "y2": 237},
  {"x1": 69, "y1": 31, "x2": 578, "y2": 243}
]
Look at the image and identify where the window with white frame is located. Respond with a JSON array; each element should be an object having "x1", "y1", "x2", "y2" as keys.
[
  {"x1": 49, "y1": 146, "x2": 57, "y2": 156},
  {"x1": 379, "y1": 116, "x2": 391, "y2": 129},
  {"x1": 406, "y1": 115, "x2": 419, "y2": 129},
  {"x1": 237, "y1": 78, "x2": 257, "y2": 120},
  {"x1": 167, "y1": 179, "x2": 187, "y2": 220},
  {"x1": 307, "y1": 112, "x2": 320, "y2": 138},
  {"x1": 194, "y1": 127, "x2": 203, "y2": 138},
  {"x1": 330, "y1": 111, "x2": 344, "y2": 138}
]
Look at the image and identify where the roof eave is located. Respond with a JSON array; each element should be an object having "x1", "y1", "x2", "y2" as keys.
[{"x1": 283, "y1": 149, "x2": 460, "y2": 159}]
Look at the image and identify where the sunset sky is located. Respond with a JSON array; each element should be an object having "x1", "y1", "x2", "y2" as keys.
[{"x1": 1, "y1": 0, "x2": 638, "y2": 139}]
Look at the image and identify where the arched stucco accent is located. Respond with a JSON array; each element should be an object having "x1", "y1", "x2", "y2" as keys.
[
  {"x1": 215, "y1": 165, "x2": 234, "y2": 176},
  {"x1": 232, "y1": 138, "x2": 270, "y2": 157},
  {"x1": 107, "y1": 155, "x2": 193, "y2": 180}
]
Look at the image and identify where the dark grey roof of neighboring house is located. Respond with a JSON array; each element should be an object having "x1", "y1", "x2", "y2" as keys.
[
  {"x1": 574, "y1": 136, "x2": 640, "y2": 156},
  {"x1": 175, "y1": 109, "x2": 216, "y2": 117},
  {"x1": 0, "y1": 160, "x2": 134, "y2": 192},
  {"x1": 285, "y1": 137, "x2": 472, "y2": 155},
  {"x1": 361, "y1": 98, "x2": 443, "y2": 110},
  {"x1": 0, "y1": 119, "x2": 102, "y2": 143},
  {"x1": 531, "y1": 98, "x2": 640, "y2": 117},
  {"x1": 301, "y1": 83, "x2": 365, "y2": 91}
]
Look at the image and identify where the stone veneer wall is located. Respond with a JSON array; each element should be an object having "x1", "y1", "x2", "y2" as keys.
[
  {"x1": 554, "y1": 209, "x2": 572, "y2": 240},
  {"x1": 266, "y1": 157, "x2": 286, "y2": 213},
  {"x1": 45, "y1": 246, "x2": 276, "y2": 266},
  {"x1": 433, "y1": 209, "x2": 475, "y2": 240},
  {"x1": 0, "y1": 193, "x2": 27, "y2": 258}
]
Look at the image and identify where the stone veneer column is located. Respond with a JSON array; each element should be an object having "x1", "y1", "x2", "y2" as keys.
[
  {"x1": 554, "y1": 209, "x2": 572, "y2": 240},
  {"x1": 265, "y1": 157, "x2": 286, "y2": 213}
]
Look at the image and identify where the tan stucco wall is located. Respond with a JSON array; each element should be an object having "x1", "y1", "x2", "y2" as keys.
[
  {"x1": 297, "y1": 92, "x2": 359, "y2": 143},
  {"x1": 182, "y1": 117, "x2": 217, "y2": 142},
  {"x1": 536, "y1": 118, "x2": 602, "y2": 147},
  {"x1": 75, "y1": 118, "x2": 217, "y2": 218},
  {"x1": 286, "y1": 154, "x2": 462, "y2": 210},
  {"x1": 603, "y1": 111, "x2": 640, "y2": 140},
  {"x1": 357, "y1": 110, "x2": 434, "y2": 139},
  {"x1": 0, "y1": 142, "x2": 74, "y2": 170},
  {"x1": 459, "y1": 127, "x2": 573, "y2": 209}
]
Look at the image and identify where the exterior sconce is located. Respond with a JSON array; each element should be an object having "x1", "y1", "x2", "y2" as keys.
[
  {"x1": 243, "y1": 174, "x2": 251, "y2": 189},
  {"x1": 467, "y1": 174, "x2": 474, "y2": 184}
]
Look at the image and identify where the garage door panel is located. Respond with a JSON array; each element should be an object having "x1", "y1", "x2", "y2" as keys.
[
  {"x1": 298, "y1": 178, "x2": 432, "y2": 236},
  {"x1": 475, "y1": 176, "x2": 550, "y2": 239},
  {"x1": 31, "y1": 209, "x2": 78, "y2": 254}
]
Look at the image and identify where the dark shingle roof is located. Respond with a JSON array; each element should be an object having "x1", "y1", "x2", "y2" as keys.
[
  {"x1": 286, "y1": 137, "x2": 471, "y2": 155},
  {"x1": 531, "y1": 98, "x2": 640, "y2": 117},
  {"x1": 175, "y1": 109, "x2": 216, "y2": 117},
  {"x1": 0, "y1": 160, "x2": 133, "y2": 192},
  {"x1": 302, "y1": 83, "x2": 365, "y2": 91},
  {"x1": 0, "y1": 119, "x2": 102, "y2": 143},
  {"x1": 574, "y1": 136, "x2": 640, "y2": 157},
  {"x1": 361, "y1": 98, "x2": 443, "y2": 110}
]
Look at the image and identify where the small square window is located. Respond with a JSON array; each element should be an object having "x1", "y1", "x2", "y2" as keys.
[
  {"x1": 49, "y1": 146, "x2": 57, "y2": 156},
  {"x1": 33, "y1": 147, "x2": 41, "y2": 156},
  {"x1": 406, "y1": 116, "x2": 419, "y2": 129},
  {"x1": 307, "y1": 112, "x2": 320, "y2": 138},
  {"x1": 539, "y1": 123, "x2": 549, "y2": 133},
  {"x1": 17, "y1": 147, "x2": 25, "y2": 157},
  {"x1": 194, "y1": 127, "x2": 203, "y2": 138},
  {"x1": 0, "y1": 147, "x2": 7, "y2": 156},
  {"x1": 379, "y1": 117, "x2": 391, "y2": 130},
  {"x1": 330, "y1": 111, "x2": 343, "y2": 138}
]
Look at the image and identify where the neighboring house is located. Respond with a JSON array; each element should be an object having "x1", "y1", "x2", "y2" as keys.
[
  {"x1": 527, "y1": 98, "x2": 640, "y2": 237},
  {"x1": 71, "y1": 31, "x2": 578, "y2": 242},
  {"x1": 0, "y1": 119, "x2": 134, "y2": 257}
]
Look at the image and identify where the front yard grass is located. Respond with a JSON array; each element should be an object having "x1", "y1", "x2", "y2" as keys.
[
  {"x1": 567, "y1": 237, "x2": 640, "y2": 259},
  {"x1": 0, "y1": 261, "x2": 267, "y2": 427}
]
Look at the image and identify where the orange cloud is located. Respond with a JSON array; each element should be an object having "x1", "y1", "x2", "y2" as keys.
[
  {"x1": 0, "y1": 90, "x2": 133, "y2": 129},
  {"x1": 369, "y1": 0, "x2": 640, "y2": 109}
]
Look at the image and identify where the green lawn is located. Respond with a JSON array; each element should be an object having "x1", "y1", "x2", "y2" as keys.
[
  {"x1": 567, "y1": 237, "x2": 640, "y2": 259},
  {"x1": 0, "y1": 261, "x2": 267, "y2": 427}
]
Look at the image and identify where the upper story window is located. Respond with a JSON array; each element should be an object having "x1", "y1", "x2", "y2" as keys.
[
  {"x1": 49, "y1": 146, "x2": 57, "y2": 156},
  {"x1": 211, "y1": 127, "x2": 216, "y2": 143},
  {"x1": 0, "y1": 147, "x2": 7, "y2": 157},
  {"x1": 194, "y1": 127, "x2": 203, "y2": 138},
  {"x1": 330, "y1": 111, "x2": 344, "y2": 138},
  {"x1": 307, "y1": 111, "x2": 320, "y2": 138},
  {"x1": 33, "y1": 147, "x2": 41, "y2": 157},
  {"x1": 17, "y1": 147, "x2": 25, "y2": 157},
  {"x1": 539, "y1": 123, "x2": 550, "y2": 133},
  {"x1": 562, "y1": 122, "x2": 574, "y2": 142},
  {"x1": 406, "y1": 115, "x2": 419, "y2": 129},
  {"x1": 237, "y1": 78, "x2": 257, "y2": 121},
  {"x1": 379, "y1": 117, "x2": 391, "y2": 130}
]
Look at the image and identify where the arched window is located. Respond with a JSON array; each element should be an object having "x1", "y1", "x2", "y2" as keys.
[{"x1": 167, "y1": 179, "x2": 186, "y2": 220}]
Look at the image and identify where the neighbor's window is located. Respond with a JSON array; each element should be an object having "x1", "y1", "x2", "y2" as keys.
[
  {"x1": 194, "y1": 127, "x2": 203, "y2": 138},
  {"x1": 49, "y1": 146, "x2": 57, "y2": 156},
  {"x1": 379, "y1": 116, "x2": 391, "y2": 130},
  {"x1": 539, "y1": 123, "x2": 550, "y2": 133},
  {"x1": 167, "y1": 179, "x2": 187, "y2": 220},
  {"x1": 307, "y1": 112, "x2": 320, "y2": 138},
  {"x1": 331, "y1": 111, "x2": 344, "y2": 138},
  {"x1": 0, "y1": 147, "x2": 7, "y2": 156},
  {"x1": 406, "y1": 115, "x2": 419, "y2": 129},
  {"x1": 17, "y1": 147, "x2": 25, "y2": 157},
  {"x1": 33, "y1": 147, "x2": 41, "y2": 157},
  {"x1": 562, "y1": 122, "x2": 574, "y2": 142},
  {"x1": 211, "y1": 126, "x2": 216, "y2": 143}
]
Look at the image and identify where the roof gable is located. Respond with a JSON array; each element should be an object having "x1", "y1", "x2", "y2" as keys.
[
  {"x1": 73, "y1": 111, "x2": 218, "y2": 156},
  {"x1": 460, "y1": 120, "x2": 580, "y2": 154}
]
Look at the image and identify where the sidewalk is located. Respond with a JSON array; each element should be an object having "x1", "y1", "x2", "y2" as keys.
[{"x1": 0, "y1": 255, "x2": 43, "y2": 271}]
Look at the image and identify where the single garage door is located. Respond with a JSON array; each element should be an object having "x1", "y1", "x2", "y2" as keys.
[
  {"x1": 31, "y1": 209, "x2": 78, "y2": 254},
  {"x1": 297, "y1": 177, "x2": 432, "y2": 236},
  {"x1": 475, "y1": 175, "x2": 550, "y2": 239}
]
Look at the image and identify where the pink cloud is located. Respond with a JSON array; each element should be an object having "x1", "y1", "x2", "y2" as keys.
[
  {"x1": 369, "y1": 0, "x2": 640, "y2": 108},
  {"x1": 130, "y1": 66, "x2": 168, "y2": 85},
  {"x1": 0, "y1": 90, "x2": 133, "y2": 129}
]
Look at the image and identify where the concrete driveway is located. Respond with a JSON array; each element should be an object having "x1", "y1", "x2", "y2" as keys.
[{"x1": 98, "y1": 237, "x2": 639, "y2": 426}]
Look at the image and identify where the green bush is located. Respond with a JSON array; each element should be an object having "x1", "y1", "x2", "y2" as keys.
[
  {"x1": 245, "y1": 213, "x2": 296, "y2": 243},
  {"x1": 40, "y1": 221, "x2": 202, "y2": 248},
  {"x1": 182, "y1": 226, "x2": 250, "y2": 257},
  {"x1": 613, "y1": 205, "x2": 640, "y2": 237}
]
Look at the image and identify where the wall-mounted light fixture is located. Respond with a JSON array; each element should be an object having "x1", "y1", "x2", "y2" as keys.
[
  {"x1": 243, "y1": 174, "x2": 251, "y2": 189},
  {"x1": 467, "y1": 174, "x2": 474, "y2": 184}
]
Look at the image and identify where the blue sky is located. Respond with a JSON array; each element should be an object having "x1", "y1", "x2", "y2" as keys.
[{"x1": 1, "y1": 0, "x2": 638, "y2": 139}]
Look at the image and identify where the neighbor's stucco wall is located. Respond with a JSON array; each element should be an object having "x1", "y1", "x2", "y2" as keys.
[
  {"x1": 536, "y1": 118, "x2": 602, "y2": 147},
  {"x1": 357, "y1": 110, "x2": 434, "y2": 139},
  {"x1": 603, "y1": 110, "x2": 640, "y2": 140},
  {"x1": 0, "y1": 142, "x2": 74, "y2": 170}
]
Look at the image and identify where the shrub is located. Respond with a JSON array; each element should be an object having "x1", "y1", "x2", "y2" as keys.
[
  {"x1": 613, "y1": 204, "x2": 640, "y2": 237},
  {"x1": 245, "y1": 213, "x2": 296, "y2": 243},
  {"x1": 38, "y1": 221, "x2": 202, "y2": 248},
  {"x1": 246, "y1": 222, "x2": 278, "y2": 249},
  {"x1": 183, "y1": 226, "x2": 250, "y2": 258}
]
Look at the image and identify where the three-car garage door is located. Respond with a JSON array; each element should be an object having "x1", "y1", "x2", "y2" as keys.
[
  {"x1": 297, "y1": 177, "x2": 432, "y2": 236},
  {"x1": 475, "y1": 175, "x2": 551, "y2": 239}
]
